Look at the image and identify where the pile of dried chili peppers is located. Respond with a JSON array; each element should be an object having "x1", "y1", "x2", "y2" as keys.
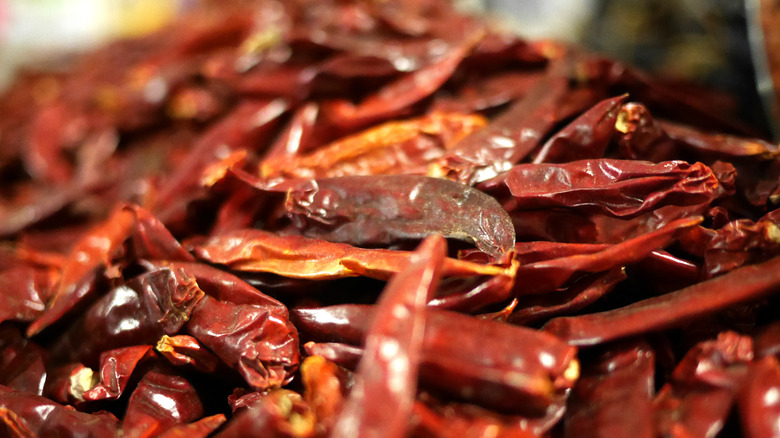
[{"x1": 2, "y1": 1, "x2": 780, "y2": 436}]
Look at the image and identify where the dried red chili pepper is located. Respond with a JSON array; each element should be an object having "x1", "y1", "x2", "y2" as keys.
[
  {"x1": 654, "y1": 332, "x2": 753, "y2": 437},
  {"x1": 332, "y1": 236, "x2": 444, "y2": 437},
  {"x1": 564, "y1": 341, "x2": 656, "y2": 438},
  {"x1": 121, "y1": 366, "x2": 205, "y2": 438},
  {"x1": 27, "y1": 207, "x2": 134, "y2": 336},
  {"x1": 80, "y1": 345, "x2": 155, "y2": 402},
  {"x1": 737, "y1": 356, "x2": 780, "y2": 437},
  {"x1": 543, "y1": 256, "x2": 780, "y2": 346},
  {"x1": 260, "y1": 111, "x2": 486, "y2": 179},
  {"x1": 0, "y1": 385, "x2": 119, "y2": 437},
  {"x1": 283, "y1": 175, "x2": 516, "y2": 259},
  {"x1": 480, "y1": 159, "x2": 721, "y2": 219},
  {"x1": 49, "y1": 267, "x2": 204, "y2": 365},
  {"x1": 156, "y1": 335, "x2": 220, "y2": 373},
  {"x1": 190, "y1": 228, "x2": 509, "y2": 280},
  {"x1": 214, "y1": 389, "x2": 316, "y2": 438},
  {"x1": 531, "y1": 94, "x2": 627, "y2": 164},
  {"x1": 184, "y1": 292, "x2": 299, "y2": 390},
  {"x1": 293, "y1": 303, "x2": 578, "y2": 415}
]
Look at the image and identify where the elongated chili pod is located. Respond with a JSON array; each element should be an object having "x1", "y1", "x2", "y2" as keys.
[
  {"x1": 513, "y1": 216, "x2": 700, "y2": 295},
  {"x1": 543, "y1": 256, "x2": 780, "y2": 346},
  {"x1": 430, "y1": 72, "x2": 573, "y2": 185},
  {"x1": 260, "y1": 112, "x2": 486, "y2": 179},
  {"x1": 190, "y1": 229, "x2": 510, "y2": 280},
  {"x1": 333, "y1": 235, "x2": 445, "y2": 438},
  {"x1": 294, "y1": 304, "x2": 578, "y2": 415},
  {"x1": 27, "y1": 207, "x2": 135, "y2": 336},
  {"x1": 480, "y1": 159, "x2": 721, "y2": 219},
  {"x1": 285, "y1": 175, "x2": 515, "y2": 259}
]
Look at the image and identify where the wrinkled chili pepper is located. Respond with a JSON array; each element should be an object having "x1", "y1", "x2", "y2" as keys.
[{"x1": 3, "y1": 0, "x2": 780, "y2": 435}]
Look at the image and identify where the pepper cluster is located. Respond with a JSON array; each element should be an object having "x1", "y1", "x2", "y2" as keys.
[{"x1": 2, "y1": 1, "x2": 780, "y2": 437}]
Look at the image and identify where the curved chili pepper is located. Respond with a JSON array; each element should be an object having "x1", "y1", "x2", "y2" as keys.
[
  {"x1": 284, "y1": 175, "x2": 515, "y2": 259},
  {"x1": 532, "y1": 94, "x2": 627, "y2": 164}
]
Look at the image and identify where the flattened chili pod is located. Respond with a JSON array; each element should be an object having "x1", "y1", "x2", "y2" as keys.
[
  {"x1": 190, "y1": 229, "x2": 510, "y2": 280},
  {"x1": 293, "y1": 304, "x2": 579, "y2": 415},
  {"x1": 285, "y1": 175, "x2": 515, "y2": 259},
  {"x1": 543, "y1": 256, "x2": 780, "y2": 346},
  {"x1": 333, "y1": 235, "x2": 445, "y2": 438}
]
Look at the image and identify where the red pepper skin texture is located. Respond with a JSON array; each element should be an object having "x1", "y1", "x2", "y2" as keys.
[
  {"x1": 654, "y1": 332, "x2": 753, "y2": 437},
  {"x1": 532, "y1": 94, "x2": 627, "y2": 164},
  {"x1": 81, "y1": 345, "x2": 155, "y2": 402}
]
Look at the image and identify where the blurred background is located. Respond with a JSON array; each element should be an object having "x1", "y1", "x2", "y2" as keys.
[{"x1": 0, "y1": 0, "x2": 770, "y2": 133}]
